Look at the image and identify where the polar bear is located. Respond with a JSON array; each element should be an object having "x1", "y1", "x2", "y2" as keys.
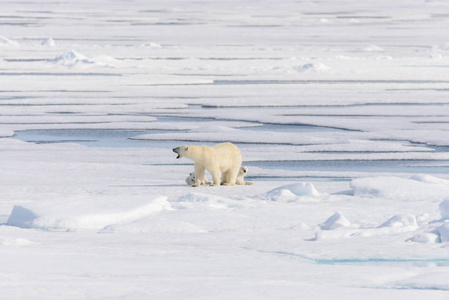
[
  {"x1": 185, "y1": 166, "x2": 252, "y2": 186},
  {"x1": 173, "y1": 142, "x2": 242, "y2": 187},
  {"x1": 185, "y1": 172, "x2": 196, "y2": 185},
  {"x1": 185, "y1": 172, "x2": 210, "y2": 185},
  {"x1": 236, "y1": 166, "x2": 253, "y2": 185}
]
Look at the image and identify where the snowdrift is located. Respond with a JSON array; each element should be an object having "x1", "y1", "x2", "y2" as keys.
[
  {"x1": 264, "y1": 182, "x2": 324, "y2": 202},
  {"x1": 351, "y1": 175, "x2": 449, "y2": 202},
  {"x1": 6, "y1": 176, "x2": 449, "y2": 243},
  {"x1": 0, "y1": 35, "x2": 19, "y2": 47},
  {"x1": 7, "y1": 195, "x2": 170, "y2": 232},
  {"x1": 49, "y1": 50, "x2": 120, "y2": 67}
]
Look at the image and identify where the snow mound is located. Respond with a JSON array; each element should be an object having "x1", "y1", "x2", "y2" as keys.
[
  {"x1": 316, "y1": 213, "x2": 422, "y2": 241},
  {"x1": 142, "y1": 42, "x2": 162, "y2": 48},
  {"x1": 412, "y1": 221, "x2": 449, "y2": 244},
  {"x1": 410, "y1": 174, "x2": 449, "y2": 185},
  {"x1": 7, "y1": 196, "x2": 170, "y2": 232},
  {"x1": 361, "y1": 45, "x2": 384, "y2": 52},
  {"x1": 435, "y1": 42, "x2": 449, "y2": 51},
  {"x1": 319, "y1": 211, "x2": 351, "y2": 230},
  {"x1": 2, "y1": 238, "x2": 36, "y2": 247},
  {"x1": 49, "y1": 50, "x2": 93, "y2": 66},
  {"x1": 42, "y1": 37, "x2": 56, "y2": 47},
  {"x1": 439, "y1": 199, "x2": 449, "y2": 220},
  {"x1": 265, "y1": 182, "x2": 322, "y2": 202},
  {"x1": 350, "y1": 176, "x2": 449, "y2": 202},
  {"x1": 49, "y1": 50, "x2": 119, "y2": 67},
  {"x1": 378, "y1": 214, "x2": 418, "y2": 228},
  {"x1": 90, "y1": 55, "x2": 121, "y2": 67},
  {"x1": 437, "y1": 223, "x2": 449, "y2": 242},
  {"x1": 0, "y1": 35, "x2": 19, "y2": 47},
  {"x1": 431, "y1": 43, "x2": 449, "y2": 58},
  {"x1": 293, "y1": 63, "x2": 330, "y2": 73},
  {"x1": 410, "y1": 233, "x2": 440, "y2": 244},
  {"x1": 432, "y1": 42, "x2": 449, "y2": 53}
]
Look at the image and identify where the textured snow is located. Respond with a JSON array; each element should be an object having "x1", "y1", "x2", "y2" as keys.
[
  {"x1": 1, "y1": 0, "x2": 449, "y2": 299},
  {"x1": 7, "y1": 196, "x2": 170, "y2": 232},
  {"x1": 264, "y1": 182, "x2": 323, "y2": 202},
  {"x1": 439, "y1": 199, "x2": 449, "y2": 220},
  {"x1": 319, "y1": 211, "x2": 352, "y2": 230},
  {"x1": 351, "y1": 176, "x2": 449, "y2": 202}
]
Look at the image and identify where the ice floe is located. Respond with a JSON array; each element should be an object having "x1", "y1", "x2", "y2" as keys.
[{"x1": 3, "y1": 0, "x2": 449, "y2": 298}]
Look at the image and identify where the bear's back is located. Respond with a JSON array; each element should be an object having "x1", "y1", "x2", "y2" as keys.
[{"x1": 212, "y1": 142, "x2": 242, "y2": 164}]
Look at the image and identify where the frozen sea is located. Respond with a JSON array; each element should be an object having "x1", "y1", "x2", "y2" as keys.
[{"x1": 2, "y1": 0, "x2": 449, "y2": 299}]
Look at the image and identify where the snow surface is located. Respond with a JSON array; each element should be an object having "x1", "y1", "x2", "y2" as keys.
[{"x1": 2, "y1": 0, "x2": 449, "y2": 299}]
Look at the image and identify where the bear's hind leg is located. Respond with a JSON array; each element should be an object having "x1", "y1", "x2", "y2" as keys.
[{"x1": 222, "y1": 169, "x2": 238, "y2": 186}]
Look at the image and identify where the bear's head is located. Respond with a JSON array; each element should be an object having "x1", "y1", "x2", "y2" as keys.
[
  {"x1": 172, "y1": 145, "x2": 189, "y2": 159},
  {"x1": 239, "y1": 166, "x2": 249, "y2": 177}
]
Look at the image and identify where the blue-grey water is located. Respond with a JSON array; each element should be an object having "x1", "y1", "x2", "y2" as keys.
[{"x1": 13, "y1": 128, "x2": 449, "y2": 176}]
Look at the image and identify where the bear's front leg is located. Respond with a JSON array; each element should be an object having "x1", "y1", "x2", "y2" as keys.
[{"x1": 210, "y1": 170, "x2": 221, "y2": 186}]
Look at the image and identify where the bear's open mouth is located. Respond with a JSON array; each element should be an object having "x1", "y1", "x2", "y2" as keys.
[{"x1": 172, "y1": 147, "x2": 180, "y2": 159}]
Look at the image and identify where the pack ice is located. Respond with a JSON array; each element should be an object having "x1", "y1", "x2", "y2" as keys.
[{"x1": 2, "y1": 0, "x2": 449, "y2": 299}]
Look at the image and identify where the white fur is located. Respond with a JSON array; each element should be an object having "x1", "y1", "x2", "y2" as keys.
[
  {"x1": 174, "y1": 142, "x2": 242, "y2": 187},
  {"x1": 186, "y1": 166, "x2": 252, "y2": 186},
  {"x1": 185, "y1": 172, "x2": 210, "y2": 186},
  {"x1": 185, "y1": 172, "x2": 196, "y2": 185},
  {"x1": 236, "y1": 166, "x2": 253, "y2": 185}
]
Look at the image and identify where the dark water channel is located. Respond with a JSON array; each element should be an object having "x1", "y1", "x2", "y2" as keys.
[{"x1": 12, "y1": 125, "x2": 449, "y2": 177}]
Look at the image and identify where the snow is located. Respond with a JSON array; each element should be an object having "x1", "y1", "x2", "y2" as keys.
[
  {"x1": 378, "y1": 214, "x2": 418, "y2": 229},
  {"x1": 292, "y1": 63, "x2": 331, "y2": 73},
  {"x1": 437, "y1": 223, "x2": 449, "y2": 243},
  {"x1": 319, "y1": 211, "x2": 352, "y2": 230},
  {"x1": 41, "y1": 38, "x2": 55, "y2": 47},
  {"x1": 2, "y1": 0, "x2": 449, "y2": 299},
  {"x1": 0, "y1": 35, "x2": 19, "y2": 47},
  {"x1": 351, "y1": 176, "x2": 449, "y2": 202},
  {"x1": 439, "y1": 199, "x2": 449, "y2": 220},
  {"x1": 264, "y1": 182, "x2": 323, "y2": 202},
  {"x1": 7, "y1": 196, "x2": 170, "y2": 232}
]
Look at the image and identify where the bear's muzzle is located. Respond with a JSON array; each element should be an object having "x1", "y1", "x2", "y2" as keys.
[{"x1": 172, "y1": 147, "x2": 180, "y2": 159}]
